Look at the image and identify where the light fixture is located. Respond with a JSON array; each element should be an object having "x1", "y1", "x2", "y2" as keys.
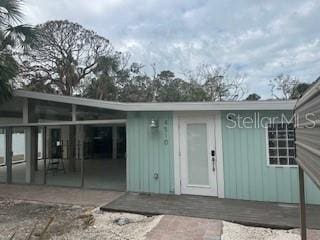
[{"x1": 150, "y1": 119, "x2": 159, "y2": 128}]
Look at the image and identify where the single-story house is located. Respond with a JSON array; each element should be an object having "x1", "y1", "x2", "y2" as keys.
[{"x1": 0, "y1": 90, "x2": 319, "y2": 204}]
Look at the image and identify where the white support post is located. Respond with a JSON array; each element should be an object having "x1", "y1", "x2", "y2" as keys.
[
  {"x1": 23, "y1": 98, "x2": 37, "y2": 183},
  {"x1": 112, "y1": 126, "x2": 118, "y2": 160}
]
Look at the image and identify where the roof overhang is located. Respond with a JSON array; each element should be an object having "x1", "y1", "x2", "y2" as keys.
[
  {"x1": 295, "y1": 80, "x2": 320, "y2": 189},
  {"x1": 14, "y1": 90, "x2": 296, "y2": 111}
]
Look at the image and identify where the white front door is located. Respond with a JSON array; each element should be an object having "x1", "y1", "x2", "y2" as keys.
[{"x1": 179, "y1": 115, "x2": 217, "y2": 196}]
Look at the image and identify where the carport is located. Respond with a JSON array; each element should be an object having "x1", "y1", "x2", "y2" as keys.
[{"x1": 0, "y1": 90, "x2": 127, "y2": 191}]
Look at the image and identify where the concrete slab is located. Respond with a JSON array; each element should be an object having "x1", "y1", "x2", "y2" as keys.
[
  {"x1": 146, "y1": 215, "x2": 222, "y2": 240},
  {"x1": 0, "y1": 183, "x2": 123, "y2": 207}
]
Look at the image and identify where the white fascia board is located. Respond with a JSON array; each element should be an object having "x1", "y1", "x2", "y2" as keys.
[
  {"x1": 124, "y1": 101, "x2": 296, "y2": 111},
  {"x1": 14, "y1": 90, "x2": 296, "y2": 111},
  {"x1": 14, "y1": 90, "x2": 128, "y2": 111}
]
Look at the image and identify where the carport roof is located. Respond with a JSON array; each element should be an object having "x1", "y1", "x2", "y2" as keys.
[{"x1": 14, "y1": 90, "x2": 296, "y2": 111}]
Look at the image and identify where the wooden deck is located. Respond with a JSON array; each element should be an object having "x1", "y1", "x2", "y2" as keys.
[{"x1": 101, "y1": 193, "x2": 320, "y2": 229}]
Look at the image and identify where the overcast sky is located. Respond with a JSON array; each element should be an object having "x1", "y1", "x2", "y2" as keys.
[{"x1": 22, "y1": 0, "x2": 320, "y2": 98}]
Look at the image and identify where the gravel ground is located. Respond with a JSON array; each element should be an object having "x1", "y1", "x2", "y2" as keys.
[
  {"x1": 54, "y1": 211, "x2": 162, "y2": 240},
  {"x1": 0, "y1": 198, "x2": 87, "y2": 240},
  {"x1": 0, "y1": 198, "x2": 162, "y2": 240},
  {"x1": 222, "y1": 221, "x2": 301, "y2": 240}
]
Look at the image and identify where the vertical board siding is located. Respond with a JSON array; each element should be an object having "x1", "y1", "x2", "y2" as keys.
[
  {"x1": 222, "y1": 110, "x2": 320, "y2": 204},
  {"x1": 127, "y1": 112, "x2": 174, "y2": 194}
]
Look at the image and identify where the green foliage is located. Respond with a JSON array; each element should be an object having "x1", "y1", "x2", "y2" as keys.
[
  {"x1": 0, "y1": 0, "x2": 37, "y2": 103},
  {"x1": 246, "y1": 93, "x2": 261, "y2": 101},
  {"x1": 290, "y1": 82, "x2": 310, "y2": 99}
]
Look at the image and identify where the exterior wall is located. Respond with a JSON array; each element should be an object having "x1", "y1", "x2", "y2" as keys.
[
  {"x1": 221, "y1": 110, "x2": 320, "y2": 204},
  {"x1": 127, "y1": 112, "x2": 174, "y2": 194}
]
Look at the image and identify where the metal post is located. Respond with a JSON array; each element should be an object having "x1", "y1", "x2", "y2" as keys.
[
  {"x1": 299, "y1": 166, "x2": 307, "y2": 240},
  {"x1": 79, "y1": 140, "x2": 84, "y2": 187},
  {"x1": 112, "y1": 126, "x2": 118, "y2": 160},
  {"x1": 43, "y1": 126, "x2": 47, "y2": 185},
  {"x1": 5, "y1": 127, "x2": 12, "y2": 184}
]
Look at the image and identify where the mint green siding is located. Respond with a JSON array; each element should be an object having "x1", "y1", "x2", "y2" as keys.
[
  {"x1": 222, "y1": 110, "x2": 320, "y2": 204},
  {"x1": 127, "y1": 112, "x2": 174, "y2": 194}
]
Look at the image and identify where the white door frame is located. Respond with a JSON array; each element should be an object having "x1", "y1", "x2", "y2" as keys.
[{"x1": 173, "y1": 111, "x2": 224, "y2": 198}]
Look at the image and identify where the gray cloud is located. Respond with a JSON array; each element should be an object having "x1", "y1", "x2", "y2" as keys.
[{"x1": 22, "y1": 0, "x2": 320, "y2": 98}]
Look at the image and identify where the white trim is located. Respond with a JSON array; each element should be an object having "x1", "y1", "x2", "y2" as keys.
[
  {"x1": 15, "y1": 90, "x2": 128, "y2": 111},
  {"x1": 0, "y1": 119, "x2": 127, "y2": 128},
  {"x1": 214, "y1": 112, "x2": 225, "y2": 198},
  {"x1": 179, "y1": 114, "x2": 217, "y2": 196},
  {"x1": 173, "y1": 113, "x2": 181, "y2": 194},
  {"x1": 265, "y1": 125, "x2": 298, "y2": 168},
  {"x1": 173, "y1": 111, "x2": 224, "y2": 197},
  {"x1": 14, "y1": 90, "x2": 296, "y2": 112}
]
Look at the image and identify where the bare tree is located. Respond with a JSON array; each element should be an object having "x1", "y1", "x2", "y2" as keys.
[
  {"x1": 269, "y1": 74, "x2": 300, "y2": 100},
  {"x1": 19, "y1": 20, "x2": 113, "y2": 96},
  {"x1": 187, "y1": 64, "x2": 247, "y2": 101}
]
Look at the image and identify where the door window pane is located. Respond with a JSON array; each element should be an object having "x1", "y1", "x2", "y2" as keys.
[{"x1": 187, "y1": 123, "x2": 209, "y2": 185}]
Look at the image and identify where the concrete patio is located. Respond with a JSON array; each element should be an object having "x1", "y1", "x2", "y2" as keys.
[
  {"x1": 101, "y1": 192, "x2": 320, "y2": 230},
  {"x1": 0, "y1": 183, "x2": 123, "y2": 207}
]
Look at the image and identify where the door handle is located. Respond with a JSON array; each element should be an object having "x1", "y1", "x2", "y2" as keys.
[{"x1": 211, "y1": 150, "x2": 216, "y2": 171}]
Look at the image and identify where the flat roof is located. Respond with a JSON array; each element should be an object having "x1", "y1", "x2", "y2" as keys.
[{"x1": 14, "y1": 90, "x2": 296, "y2": 111}]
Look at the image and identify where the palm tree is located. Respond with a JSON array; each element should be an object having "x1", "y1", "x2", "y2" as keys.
[{"x1": 0, "y1": 0, "x2": 37, "y2": 103}]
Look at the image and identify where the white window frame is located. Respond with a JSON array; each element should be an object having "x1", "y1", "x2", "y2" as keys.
[{"x1": 266, "y1": 122, "x2": 297, "y2": 168}]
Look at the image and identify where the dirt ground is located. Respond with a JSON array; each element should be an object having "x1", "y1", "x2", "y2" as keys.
[
  {"x1": 0, "y1": 198, "x2": 161, "y2": 240},
  {"x1": 0, "y1": 197, "x2": 88, "y2": 239}
]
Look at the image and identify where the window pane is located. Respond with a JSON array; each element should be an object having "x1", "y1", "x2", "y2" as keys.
[
  {"x1": 278, "y1": 131, "x2": 287, "y2": 139},
  {"x1": 269, "y1": 140, "x2": 277, "y2": 148},
  {"x1": 269, "y1": 149, "x2": 277, "y2": 156},
  {"x1": 277, "y1": 124, "x2": 286, "y2": 130},
  {"x1": 280, "y1": 158, "x2": 288, "y2": 165},
  {"x1": 76, "y1": 105, "x2": 126, "y2": 121},
  {"x1": 268, "y1": 124, "x2": 277, "y2": 131},
  {"x1": 268, "y1": 131, "x2": 277, "y2": 139},
  {"x1": 279, "y1": 149, "x2": 287, "y2": 156},
  {"x1": 288, "y1": 131, "x2": 295, "y2": 139},
  {"x1": 187, "y1": 123, "x2": 209, "y2": 186},
  {"x1": 269, "y1": 158, "x2": 278, "y2": 165},
  {"x1": 289, "y1": 149, "x2": 295, "y2": 156},
  {"x1": 289, "y1": 158, "x2": 297, "y2": 165},
  {"x1": 287, "y1": 123, "x2": 294, "y2": 130},
  {"x1": 288, "y1": 140, "x2": 294, "y2": 147},
  {"x1": 278, "y1": 140, "x2": 287, "y2": 148},
  {"x1": 29, "y1": 99, "x2": 72, "y2": 123}
]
